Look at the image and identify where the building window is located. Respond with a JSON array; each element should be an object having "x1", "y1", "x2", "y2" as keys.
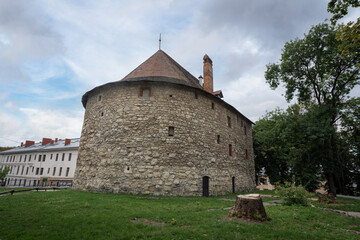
[
  {"x1": 66, "y1": 167, "x2": 70, "y2": 177},
  {"x1": 50, "y1": 154, "x2": 53, "y2": 160},
  {"x1": 168, "y1": 126, "x2": 174, "y2": 136},
  {"x1": 43, "y1": 154, "x2": 46, "y2": 162},
  {"x1": 59, "y1": 167, "x2": 62, "y2": 176},
  {"x1": 38, "y1": 155, "x2": 41, "y2": 162},
  {"x1": 16, "y1": 166, "x2": 19, "y2": 175},
  {"x1": 56, "y1": 154, "x2": 58, "y2": 161},
  {"x1": 100, "y1": 111, "x2": 104, "y2": 117},
  {"x1": 47, "y1": 168, "x2": 50, "y2": 174},
  {"x1": 228, "y1": 144, "x2": 233, "y2": 157},
  {"x1": 245, "y1": 149, "x2": 248, "y2": 159},
  {"x1": 26, "y1": 167, "x2": 29, "y2": 175},
  {"x1": 36, "y1": 168, "x2": 39, "y2": 175},
  {"x1": 217, "y1": 135, "x2": 220, "y2": 144},
  {"x1": 40, "y1": 168, "x2": 44, "y2": 175},
  {"x1": 244, "y1": 126, "x2": 247, "y2": 135},
  {"x1": 29, "y1": 155, "x2": 32, "y2": 161},
  {"x1": 19, "y1": 155, "x2": 22, "y2": 162},
  {"x1": 21, "y1": 166, "x2": 24, "y2": 175},
  {"x1": 68, "y1": 153, "x2": 72, "y2": 161},
  {"x1": 24, "y1": 155, "x2": 27, "y2": 161},
  {"x1": 138, "y1": 87, "x2": 151, "y2": 98},
  {"x1": 169, "y1": 94, "x2": 173, "y2": 99},
  {"x1": 195, "y1": 92, "x2": 198, "y2": 99},
  {"x1": 53, "y1": 167, "x2": 56, "y2": 176},
  {"x1": 98, "y1": 95, "x2": 102, "y2": 102},
  {"x1": 211, "y1": 102, "x2": 215, "y2": 110},
  {"x1": 62, "y1": 153, "x2": 65, "y2": 161},
  {"x1": 227, "y1": 116, "x2": 231, "y2": 128}
]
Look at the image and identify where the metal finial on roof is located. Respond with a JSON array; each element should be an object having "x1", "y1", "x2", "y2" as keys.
[{"x1": 159, "y1": 33, "x2": 161, "y2": 50}]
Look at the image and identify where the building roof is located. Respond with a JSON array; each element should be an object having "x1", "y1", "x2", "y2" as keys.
[
  {"x1": 81, "y1": 50, "x2": 254, "y2": 124},
  {"x1": 0, "y1": 138, "x2": 80, "y2": 155},
  {"x1": 122, "y1": 50, "x2": 202, "y2": 88}
]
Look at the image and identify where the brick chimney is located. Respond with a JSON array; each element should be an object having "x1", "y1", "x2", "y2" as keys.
[
  {"x1": 42, "y1": 138, "x2": 52, "y2": 146},
  {"x1": 55, "y1": 138, "x2": 58, "y2": 142},
  {"x1": 25, "y1": 140, "x2": 35, "y2": 147},
  {"x1": 65, "y1": 138, "x2": 71, "y2": 146},
  {"x1": 203, "y1": 54, "x2": 213, "y2": 93}
]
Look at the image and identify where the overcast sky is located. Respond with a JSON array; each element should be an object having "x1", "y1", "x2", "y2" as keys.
[{"x1": 0, "y1": 0, "x2": 359, "y2": 146}]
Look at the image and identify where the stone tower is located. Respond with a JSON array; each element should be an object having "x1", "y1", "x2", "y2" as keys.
[{"x1": 73, "y1": 50, "x2": 255, "y2": 196}]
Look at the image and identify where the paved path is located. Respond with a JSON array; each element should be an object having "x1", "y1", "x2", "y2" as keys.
[{"x1": 337, "y1": 194, "x2": 360, "y2": 200}]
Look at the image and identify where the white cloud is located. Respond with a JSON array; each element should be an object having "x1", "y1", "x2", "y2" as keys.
[{"x1": 0, "y1": 108, "x2": 83, "y2": 146}]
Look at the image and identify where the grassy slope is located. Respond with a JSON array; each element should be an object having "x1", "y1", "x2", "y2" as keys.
[{"x1": 0, "y1": 190, "x2": 359, "y2": 240}]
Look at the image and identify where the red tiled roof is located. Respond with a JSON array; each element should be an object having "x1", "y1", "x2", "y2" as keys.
[{"x1": 122, "y1": 50, "x2": 202, "y2": 88}]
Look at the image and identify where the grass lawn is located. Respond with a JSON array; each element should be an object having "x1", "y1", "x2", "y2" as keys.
[{"x1": 0, "y1": 189, "x2": 359, "y2": 240}]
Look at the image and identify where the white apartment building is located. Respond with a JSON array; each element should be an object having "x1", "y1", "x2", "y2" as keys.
[{"x1": 0, "y1": 138, "x2": 79, "y2": 187}]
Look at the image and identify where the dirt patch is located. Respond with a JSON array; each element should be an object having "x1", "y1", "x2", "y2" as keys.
[
  {"x1": 221, "y1": 216, "x2": 265, "y2": 224},
  {"x1": 181, "y1": 225, "x2": 191, "y2": 229},
  {"x1": 131, "y1": 218, "x2": 165, "y2": 227},
  {"x1": 317, "y1": 207, "x2": 360, "y2": 218},
  {"x1": 343, "y1": 229, "x2": 360, "y2": 235}
]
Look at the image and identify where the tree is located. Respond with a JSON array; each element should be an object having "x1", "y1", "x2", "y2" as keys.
[
  {"x1": 0, "y1": 166, "x2": 10, "y2": 186},
  {"x1": 265, "y1": 22, "x2": 360, "y2": 195},
  {"x1": 254, "y1": 105, "x2": 323, "y2": 192},
  {"x1": 328, "y1": 0, "x2": 360, "y2": 61},
  {"x1": 328, "y1": 0, "x2": 359, "y2": 24}
]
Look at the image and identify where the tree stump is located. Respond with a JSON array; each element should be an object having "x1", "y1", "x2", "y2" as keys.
[{"x1": 229, "y1": 194, "x2": 269, "y2": 221}]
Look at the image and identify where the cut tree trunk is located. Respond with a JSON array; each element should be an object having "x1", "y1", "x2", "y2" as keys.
[{"x1": 229, "y1": 194, "x2": 269, "y2": 221}]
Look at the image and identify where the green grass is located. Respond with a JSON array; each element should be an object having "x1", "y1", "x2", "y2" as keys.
[
  {"x1": 313, "y1": 197, "x2": 360, "y2": 212},
  {"x1": 0, "y1": 190, "x2": 359, "y2": 240}
]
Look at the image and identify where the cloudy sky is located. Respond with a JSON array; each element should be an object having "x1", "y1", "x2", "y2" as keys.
[{"x1": 0, "y1": 0, "x2": 359, "y2": 146}]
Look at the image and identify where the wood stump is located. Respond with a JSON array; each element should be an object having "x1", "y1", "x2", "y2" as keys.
[{"x1": 229, "y1": 194, "x2": 269, "y2": 221}]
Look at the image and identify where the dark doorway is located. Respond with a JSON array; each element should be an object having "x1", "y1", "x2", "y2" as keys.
[
  {"x1": 232, "y1": 177, "x2": 235, "y2": 193},
  {"x1": 202, "y1": 176, "x2": 209, "y2": 197}
]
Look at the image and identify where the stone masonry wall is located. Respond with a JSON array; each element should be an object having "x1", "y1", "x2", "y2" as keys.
[{"x1": 73, "y1": 81, "x2": 256, "y2": 195}]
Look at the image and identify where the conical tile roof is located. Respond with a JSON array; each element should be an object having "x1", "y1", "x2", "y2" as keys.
[{"x1": 121, "y1": 50, "x2": 202, "y2": 88}]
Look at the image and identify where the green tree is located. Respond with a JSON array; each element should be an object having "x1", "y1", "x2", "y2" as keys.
[
  {"x1": 265, "y1": 22, "x2": 360, "y2": 195},
  {"x1": 0, "y1": 166, "x2": 10, "y2": 186},
  {"x1": 254, "y1": 105, "x2": 322, "y2": 192},
  {"x1": 328, "y1": 0, "x2": 360, "y2": 61}
]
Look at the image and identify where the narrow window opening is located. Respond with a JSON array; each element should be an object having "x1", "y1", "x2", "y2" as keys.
[
  {"x1": 62, "y1": 153, "x2": 65, "y2": 161},
  {"x1": 245, "y1": 149, "x2": 248, "y2": 159},
  {"x1": 228, "y1": 144, "x2": 233, "y2": 157},
  {"x1": 217, "y1": 135, "x2": 220, "y2": 144},
  {"x1": 168, "y1": 126, "x2": 174, "y2": 136},
  {"x1": 40, "y1": 168, "x2": 43, "y2": 175},
  {"x1": 100, "y1": 111, "x2": 104, "y2": 117},
  {"x1": 211, "y1": 102, "x2": 215, "y2": 110},
  {"x1": 47, "y1": 168, "x2": 50, "y2": 174},
  {"x1": 227, "y1": 116, "x2": 231, "y2": 128},
  {"x1": 68, "y1": 153, "x2": 72, "y2": 161},
  {"x1": 127, "y1": 167, "x2": 130, "y2": 171},
  {"x1": 98, "y1": 95, "x2": 102, "y2": 101},
  {"x1": 53, "y1": 167, "x2": 56, "y2": 176},
  {"x1": 66, "y1": 167, "x2": 70, "y2": 177},
  {"x1": 244, "y1": 126, "x2": 247, "y2": 135},
  {"x1": 169, "y1": 94, "x2": 173, "y2": 99},
  {"x1": 59, "y1": 167, "x2": 62, "y2": 176},
  {"x1": 56, "y1": 154, "x2": 58, "y2": 161},
  {"x1": 43, "y1": 154, "x2": 46, "y2": 162},
  {"x1": 195, "y1": 92, "x2": 198, "y2": 99}
]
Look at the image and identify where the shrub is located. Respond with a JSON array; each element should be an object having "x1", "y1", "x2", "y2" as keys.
[{"x1": 276, "y1": 182, "x2": 310, "y2": 206}]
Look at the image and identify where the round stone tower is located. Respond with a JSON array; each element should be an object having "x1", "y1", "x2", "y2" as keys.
[{"x1": 73, "y1": 50, "x2": 255, "y2": 196}]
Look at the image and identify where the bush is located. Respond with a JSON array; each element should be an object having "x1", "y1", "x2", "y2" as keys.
[{"x1": 276, "y1": 182, "x2": 310, "y2": 206}]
